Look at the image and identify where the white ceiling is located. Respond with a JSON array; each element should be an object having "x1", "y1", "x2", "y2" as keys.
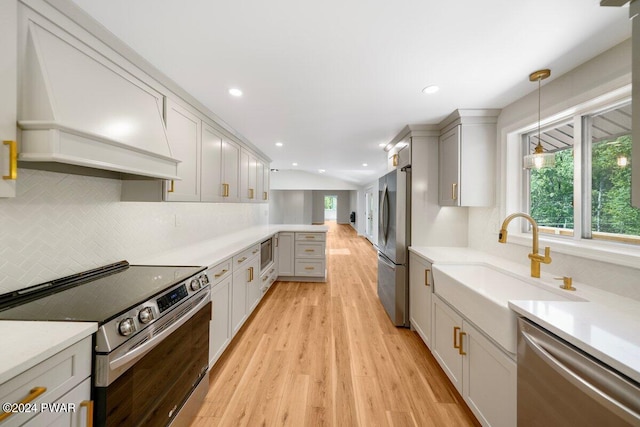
[{"x1": 70, "y1": 0, "x2": 630, "y2": 186}]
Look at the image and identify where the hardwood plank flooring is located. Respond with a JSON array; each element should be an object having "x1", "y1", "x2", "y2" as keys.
[{"x1": 192, "y1": 222, "x2": 480, "y2": 427}]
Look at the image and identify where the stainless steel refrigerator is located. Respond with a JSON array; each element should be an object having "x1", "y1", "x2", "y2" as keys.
[{"x1": 377, "y1": 166, "x2": 410, "y2": 327}]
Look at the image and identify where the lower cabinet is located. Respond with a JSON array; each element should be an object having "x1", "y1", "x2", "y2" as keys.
[
  {"x1": 432, "y1": 294, "x2": 516, "y2": 427},
  {"x1": 409, "y1": 252, "x2": 433, "y2": 348},
  {"x1": 277, "y1": 232, "x2": 294, "y2": 276},
  {"x1": 209, "y1": 274, "x2": 232, "y2": 368},
  {"x1": 231, "y1": 247, "x2": 260, "y2": 335}
]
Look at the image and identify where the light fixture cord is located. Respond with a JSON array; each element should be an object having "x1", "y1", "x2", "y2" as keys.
[{"x1": 537, "y1": 76, "x2": 541, "y2": 151}]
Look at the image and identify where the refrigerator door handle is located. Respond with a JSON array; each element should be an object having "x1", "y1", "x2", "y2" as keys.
[
  {"x1": 380, "y1": 184, "x2": 390, "y2": 245},
  {"x1": 378, "y1": 253, "x2": 396, "y2": 270}
]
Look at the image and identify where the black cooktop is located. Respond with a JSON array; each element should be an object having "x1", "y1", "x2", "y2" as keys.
[{"x1": 0, "y1": 261, "x2": 204, "y2": 324}]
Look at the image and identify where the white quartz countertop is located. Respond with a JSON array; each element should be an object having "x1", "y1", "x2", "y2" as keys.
[
  {"x1": 133, "y1": 224, "x2": 328, "y2": 268},
  {"x1": 409, "y1": 246, "x2": 640, "y2": 384},
  {"x1": 0, "y1": 321, "x2": 97, "y2": 384}
]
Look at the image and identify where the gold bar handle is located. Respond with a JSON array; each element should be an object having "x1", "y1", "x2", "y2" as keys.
[
  {"x1": 263, "y1": 191, "x2": 268, "y2": 200},
  {"x1": 222, "y1": 183, "x2": 230, "y2": 197},
  {"x1": 3, "y1": 140, "x2": 17, "y2": 180},
  {"x1": 304, "y1": 249, "x2": 314, "y2": 252},
  {"x1": 80, "y1": 400, "x2": 94, "y2": 427},
  {"x1": 458, "y1": 331, "x2": 467, "y2": 355},
  {"x1": 453, "y1": 326, "x2": 461, "y2": 349},
  {"x1": 0, "y1": 386, "x2": 47, "y2": 422},
  {"x1": 451, "y1": 183, "x2": 457, "y2": 201},
  {"x1": 248, "y1": 267, "x2": 254, "y2": 281},
  {"x1": 214, "y1": 269, "x2": 228, "y2": 278},
  {"x1": 304, "y1": 266, "x2": 315, "y2": 270},
  {"x1": 167, "y1": 180, "x2": 175, "y2": 193},
  {"x1": 249, "y1": 188, "x2": 254, "y2": 199},
  {"x1": 425, "y1": 269, "x2": 430, "y2": 287},
  {"x1": 237, "y1": 257, "x2": 247, "y2": 264},
  {"x1": 392, "y1": 153, "x2": 398, "y2": 167}
]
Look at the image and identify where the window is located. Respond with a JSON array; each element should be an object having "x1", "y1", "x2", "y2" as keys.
[{"x1": 525, "y1": 100, "x2": 640, "y2": 245}]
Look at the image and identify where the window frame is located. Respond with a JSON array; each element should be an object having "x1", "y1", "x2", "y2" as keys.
[{"x1": 503, "y1": 85, "x2": 639, "y2": 268}]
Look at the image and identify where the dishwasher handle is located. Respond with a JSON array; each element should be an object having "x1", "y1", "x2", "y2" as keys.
[{"x1": 520, "y1": 326, "x2": 640, "y2": 425}]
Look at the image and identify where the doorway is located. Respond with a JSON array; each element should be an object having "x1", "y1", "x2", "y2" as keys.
[
  {"x1": 365, "y1": 187, "x2": 374, "y2": 240},
  {"x1": 324, "y1": 195, "x2": 337, "y2": 222}
]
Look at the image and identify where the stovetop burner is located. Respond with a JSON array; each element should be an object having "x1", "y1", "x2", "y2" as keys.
[{"x1": 0, "y1": 261, "x2": 205, "y2": 324}]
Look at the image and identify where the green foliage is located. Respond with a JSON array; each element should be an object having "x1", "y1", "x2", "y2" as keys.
[{"x1": 530, "y1": 135, "x2": 640, "y2": 238}]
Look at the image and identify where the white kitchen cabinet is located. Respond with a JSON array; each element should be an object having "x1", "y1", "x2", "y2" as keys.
[
  {"x1": 409, "y1": 252, "x2": 433, "y2": 349},
  {"x1": 432, "y1": 294, "x2": 516, "y2": 427},
  {"x1": 277, "y1": 232, "x2": 295, "y2": 276},
  {"x1": 262, "y1": 162, "x2": 270, "y2": 201},
  {"x1": 201, "y1": 123, "x2": 241, "y2": 203},
  {"x1": 208, "y1": 259, "x2": 232, "y2": 368},
  {"x1": 231, "y1": 245, "x2": 260, "y2": 334},
  {"x1": 23, "y1": 377, "x2": 91, "y2": 427},
  {"x1": 0, "y1": 0, "x2": 17, "y2": 198},
  {"x1": 240, "y1": 149, "x2": 257, "y2": 202},
  {"x1": 165, "y1": 100, "x2": 202, "y2": 202},
  {"x1": 0, "y1": 337, "x2": 92, "y2": 427},
  {"x1": 438, "y1": 110, "x2": 498, "y2": 207}
]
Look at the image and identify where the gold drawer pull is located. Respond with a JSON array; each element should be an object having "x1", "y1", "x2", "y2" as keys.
[
  {"x1": 248, "y1": 267, "x2": 254, "y2": 281},
  {"x1": 262, "y1": 275, "x2": 268, "y2": 282},
  {"x1": 458, "y1": 331, "x2": 467, "y2": 355},
  {"x1": 304, "y1": 266, "x2": 315, "y2": 270},
  {"x1": 167, "y1": 180, "x2": 175, "y2": 193},
  {"x1": 304, "y1": 235, "x2": 315, "y2": 239},
  {"x1": 237, "y1": 257, "x2": 247, "y2": 264},
  {"x1": 425, "y1": 269, "x2": 430, "y2": 286},
  {"x1": 252, "y1": 249, "x2": 259, "y2": 254},
  {"x1": 453, "y1": 326, "x2": 461, "y2": 349},
  {"x1": 304, "y1": 249, "x2": 315, "y2": 252},
  {"x1": 222, "y1": 183, "x2": 230, "y2": 197},
  {"x1": 263, "y1": 191, "x2": 268, "y2": 200},
  {"x1": 249, "y1": 188, "x2": 254, "y2": 199},
  {"x1": 3, "y1": 140, "x2": 17, "y2": 180},
  {"x1": 80, "y1": 400, "x2": 94, "y2": 427},
  {"x1": 214, "y1": 269, "x2": 228, "y2": 278},
  {"x1": 452, "y1": 183, "x2": 457, "y2": 201},
  {"x1": 0, "y1": 386, "x2": 47, "y2": 421}
]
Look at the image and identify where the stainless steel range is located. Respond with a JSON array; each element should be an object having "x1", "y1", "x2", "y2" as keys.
[{"x1": 0, "y1": 261, "x2": 211, "y2": 427}]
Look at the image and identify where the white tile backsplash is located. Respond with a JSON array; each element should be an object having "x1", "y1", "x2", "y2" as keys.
[
  {"x1": 0, "y1": 169, "x2": 268, "y2": 294},
  {"x1": 468, "y1": 207, "x2": 640, "y2": 301}
]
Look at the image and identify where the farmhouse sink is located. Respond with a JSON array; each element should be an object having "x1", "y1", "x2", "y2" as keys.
[{"x1": 432, "y1": 263, "x2": 585, "y2": 353}]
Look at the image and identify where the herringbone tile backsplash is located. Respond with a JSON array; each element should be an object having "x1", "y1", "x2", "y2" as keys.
[{"x1": 0, "y1": 169, "x2": 267, "y2": 294}]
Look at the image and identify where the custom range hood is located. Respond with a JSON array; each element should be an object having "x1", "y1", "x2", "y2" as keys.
[{"x1": 17, "y1": 19, "x2": 180, "y2": 180}]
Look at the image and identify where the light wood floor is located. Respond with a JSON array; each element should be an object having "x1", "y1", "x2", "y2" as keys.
[{"x1": 192, "y1": 222, "x2": 479, "y2": 427}]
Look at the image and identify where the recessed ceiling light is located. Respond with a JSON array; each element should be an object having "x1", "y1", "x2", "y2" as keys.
[
  {"x1": 362, "y1": 163, "x2": 368, "y2": 167},
  {"x1": 318, "y1": 169, "x2": 325, "y2": 173},
  {"x1": 275, "y1": 142, "x2": 284, "y2": 147},
  {"x1": 292, "y1": 162, "x2": 298, "y2": 166},
  {"x1": 422, "y1": 85, "x2": 439, "y2": 94},
  {"x1": 229, "y1": 88, "x2": 243, "y2": 97},
  {"x1": 378, "y1": 143, "x2": 386, "y2": 148}
]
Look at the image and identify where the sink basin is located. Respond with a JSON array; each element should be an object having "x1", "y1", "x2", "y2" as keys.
[{"x1": 432, "y1": 263, "x2": 584, "y2": 353}]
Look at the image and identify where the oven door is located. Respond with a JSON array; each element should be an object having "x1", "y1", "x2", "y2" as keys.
[
  {"x1": 94, "y1": 296, "x2": 211, "y2": 427},
  {"x1": 260, "y1": 237, "x2": 273, "y2": 272}
]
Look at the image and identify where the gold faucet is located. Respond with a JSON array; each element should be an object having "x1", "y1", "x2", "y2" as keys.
[{"x1": 498, "y1": 213, "x2": 551, "y2": 278}]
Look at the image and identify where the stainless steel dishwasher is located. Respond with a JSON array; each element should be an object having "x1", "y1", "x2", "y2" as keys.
[{"x1": 517, "y1": 318, "x2": 640, "y2": 427}]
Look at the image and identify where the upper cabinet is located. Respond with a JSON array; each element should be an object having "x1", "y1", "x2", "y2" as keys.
[
  {"x1": 0, "y1": 0, "x2": 17, "y2": 198},
  {"x1": 201, "y1": 123, "x2": 241, "y2": 202},
  {"x1": 165, "y1": 100, "x2": 201, "y2": 202},
  {"x1": 262, "y1": 162, "x2": 270, "y2": 202},
  {"x1": 438, "y1": 109, "x2": 499, "y2": 207}
]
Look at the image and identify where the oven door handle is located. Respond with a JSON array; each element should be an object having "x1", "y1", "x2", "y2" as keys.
[{"x1": 109, "y1": 290, "x2": 210, "y2": 372}]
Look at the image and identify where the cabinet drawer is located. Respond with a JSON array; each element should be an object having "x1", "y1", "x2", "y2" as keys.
[
  {"x1": 0, "y1": 337, "x2": 92, "y2": 426},
  {"x1": 294, "y1": 259, "x2": 325, "y2": 277},
  {"x1": 233, "y1": 244, "x2": 260, "y2": 270},
  {"x1": 295, "y1": 232, "x2": 326, "y2": 242},
  {"x1": 295, "y1": 242, "x2": 325, "y2": 258},
  {"x1": 209, "y1": 258, "x2": 232, "y2": 285}
]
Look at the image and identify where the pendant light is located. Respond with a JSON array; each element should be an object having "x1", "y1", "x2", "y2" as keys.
[{"x1": 524, "y1": 69, "x2": 555, "y2": 169}]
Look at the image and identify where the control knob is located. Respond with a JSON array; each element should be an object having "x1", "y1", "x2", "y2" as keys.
[
  {"x1": 190, "y1": 278, "x2": 201, "y2": 291},
  {"x1": 118, "y1": 318, "x2": 136, "y2": 336},
  {"x1": 138, "y1": 307, "x2": 154, "y2": 324},
  {"x1": 199, "y1": 274, "x2": 210, "y2": 285}
]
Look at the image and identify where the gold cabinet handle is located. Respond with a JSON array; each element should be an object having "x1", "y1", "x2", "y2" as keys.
[
  {"x1": 305, "y1": 235, "x2": 315, "y2": 239},
  {"x1": 167, "y1": 180, "x2": 175, "y2": 193},
  {"x1": 248, "y1": 266, "x2": 254, "y2": 281},
  {"x1": 3, "y1": 140, "x2": 17, "y2": 180},
  {"x1": 0, "y1": 386, "x2": 47, "y2": 422},
  {"x1": 458, "y1": 331, "x2": 467, "y2": 355},
  {"x1": 248, "y1": 188, "x2": 254, "y2": 199},
  {"x1": 263, "y1": 191, "x2": 268, "y2": 200},
  {"x1": 451, "y1": 183, "x2": 457, "y2": 201},
  {"x1": 262, "y1": 275, "x2": 269, "y2": 282},
  {"x1": 392, "y1": 153, "x2": 398, "y2": 167},
  {"x1": 304, "y1": 249, "x2": 314, "y2": 252},
  {"x1": 222, "y1": 183, "x2": 230, "y2": 197},
  {"x1": 304, "y1": 266, "x2": 315, "y2": 270},
  {"x1": 252, "y1": 249, "x2": 259, "y2": 254},
  {"x1": 425, "y1": 269, "x2": 430, "y2": 287},
  {"x1": 237, "y1": 257, "x2": 247, "y2": 264},
  {"x1": 80, "y1": 400, "x2": 94, "y2": 427},
  {"x1": 453, "y1": 326, "x2": 461, "y2": 350},
  {"x1": 214, "y1": 269, "x2": 228, "y2": 278}
]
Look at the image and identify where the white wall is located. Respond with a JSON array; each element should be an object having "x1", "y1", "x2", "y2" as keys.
[
  {"x1": 270, "y1": 169, "x2": 360, "y2": 190},
  {"x1": 468, "y1": 39, "x2": 640, "y2": 301},
  {"x1": 0, "y1": 169, "x2": 268, "y2": 294},
  {"x1": 268, "y1": 190, "x2": 312, "y2": 224}
]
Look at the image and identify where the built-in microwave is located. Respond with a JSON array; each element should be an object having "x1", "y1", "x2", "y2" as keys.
[{"x1": 260, "y1": 237, "x2": 273, "y2": 272}]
